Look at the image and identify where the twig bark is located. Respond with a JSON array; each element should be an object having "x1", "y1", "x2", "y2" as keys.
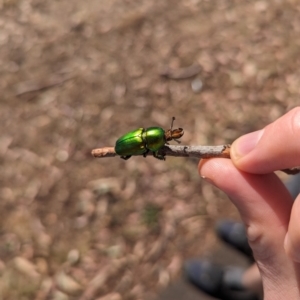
[
  {"x1": 91, "y1": 144, "x2": 300, "y2": 175},
  {"x1": 91, "y1": 144, "x2": 231, "y2": 159}
]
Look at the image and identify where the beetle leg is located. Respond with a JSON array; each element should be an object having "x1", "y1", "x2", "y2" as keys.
[
  {"x1": 143, "y1": 149, "x2": 150, "y2": 158},
  {"x1": 120, "y1": 155, "x2": 131, "y2": 160},
  {"x1": 153, "y1": 151, "x2": 166, "y2": 161}
]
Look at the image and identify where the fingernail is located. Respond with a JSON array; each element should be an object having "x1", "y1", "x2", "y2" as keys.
[
  {"x1": 200, "y1": 175, "x2": 214, "y2": 185},
  {"x1": 233, "y1": 129, "x2": 264, "y2": 159}
]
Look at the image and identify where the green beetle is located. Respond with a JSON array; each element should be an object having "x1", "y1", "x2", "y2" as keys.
[{"x1": 115, "y1": 117, "x2": 184, "y2": 160}]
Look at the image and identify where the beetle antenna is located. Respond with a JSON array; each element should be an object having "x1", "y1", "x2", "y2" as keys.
[{"x1": 170, "y1": 117, "x2": 175, "y2": 131}]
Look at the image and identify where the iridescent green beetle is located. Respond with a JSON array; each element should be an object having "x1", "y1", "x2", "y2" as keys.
[{"x1": 115, "y1": 117, "x2": 184, "y2": 160}]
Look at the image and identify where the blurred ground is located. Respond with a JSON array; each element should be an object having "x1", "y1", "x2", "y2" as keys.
[{"x1": 0, "y1": 0, "x2": 300, "y2": 299}]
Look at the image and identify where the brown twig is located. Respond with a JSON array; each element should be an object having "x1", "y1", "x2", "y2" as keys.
[
  {"x1": 159, "y1": 63, "x2": 201, "y2": 80},
  {"x1": 91, "y1": 144, "x2": 300, "y2": 175},
  {"x1": 15, "y1": 74, "x2": 74, "y2": 96},
  {"x1": 91, "y1": 144, "x2": 231, "y2": 159}
]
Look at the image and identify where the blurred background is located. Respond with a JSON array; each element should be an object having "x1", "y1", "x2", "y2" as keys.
[{"x1": 1, "y1": 0, "x2": 300, "y2": 299}]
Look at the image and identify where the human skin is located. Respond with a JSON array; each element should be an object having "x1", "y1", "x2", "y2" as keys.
[{"x1": 199, "y1": 107, "x2": 300, "y2": 300}]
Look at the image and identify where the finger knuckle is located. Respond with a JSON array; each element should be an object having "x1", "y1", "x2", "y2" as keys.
[{"x1": 246, "y1": 223, "x2": 277, "y2": 261}]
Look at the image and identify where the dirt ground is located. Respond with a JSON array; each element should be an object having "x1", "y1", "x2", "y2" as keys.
[{"x1": 1, "y1": 0, "x2": 300, "y2": 299}]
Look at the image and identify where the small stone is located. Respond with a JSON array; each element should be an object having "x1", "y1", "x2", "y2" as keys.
[
  {"x1": 52, "y1": 290, "x2": 69, "y2": 300},
  {"x1": 243, "y1": 63, "x2": 257, "y2": 78},
  {"x1": 76, "y1": 198, "x2": 95, "y2": 217},
  {"x1": 35, "y1": 257, "x2": 48, "y2": 275},
  {"x1": 55, "y1": 271, "x2": 83, "y2": 295},
  {"x1": 34, "y1": 232, "x2": 52, "y2": 257},
  {"x1": 158, "y1": 269, "x2": 170, "y2": 287},
  {"x1": 96, "y1": 292, "x2": 122, "y2": 300},
  {"x1": 74, "y1": 215, "x2": 88, "y2": 229},
  {"x1": 12, "y1": 256, "x2": 40, "y2": 279},
  {"x1": 254, "y1": 1, "x2": 268, "y2": 12},
  {"x1": 87, "y1": 178, "x2": 120, "y2": 195},
  {"x1": 56, "y1": 150, "x2": 69, "y2": 162},
  {"x1": 191, "y1": 78, "x2": 203, "y2": 93},
  {"x1": 105, "y1": 245, "x2": 122, "y2": 259},
  {"x1": 67, "y1": 249, "x2": 80, "y2": 265},
  {"x1": 36, "y1": 277, "x2": 53, "y2": 299}
]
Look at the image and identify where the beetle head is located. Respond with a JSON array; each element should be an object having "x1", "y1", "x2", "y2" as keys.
[
  {"x1": 165, "y1": 128, "x2": 184, "y2": 143},
  {"x1": 164, "y1": 117, "x2": 184, "y2": 143}
]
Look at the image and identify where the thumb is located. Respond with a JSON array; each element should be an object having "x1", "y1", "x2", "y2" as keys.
[{"x1": 231, "y1": 107, "x2": 300, "y2": 174}]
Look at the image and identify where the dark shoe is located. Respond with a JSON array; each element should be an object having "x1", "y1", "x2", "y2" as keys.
[
  {"x1": 216, "y1": 220, "x2": 253, "y2": 259},
  {"x1": 285, "y1": 173, "x2": 300, "y2": 200},
  {"x1": 183, "y1": 260, "x2": 259, "y2": 300}
]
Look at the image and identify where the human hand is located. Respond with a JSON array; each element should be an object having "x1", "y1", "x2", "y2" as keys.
[{"x1": 199, "y1": 107, "x2": 300, "y2": 300}]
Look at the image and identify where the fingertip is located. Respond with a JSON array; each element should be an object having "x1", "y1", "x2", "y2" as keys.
[
  {"x1": 198, "y1": 158, "x2": 234, "y2": 185},
  {"x1": 198, "y1": 159, "x2": 215, "y2": 184},
  {"x1": 198, "y1": 158, "x2": 208, "y2": 175},
  {"x1": 198, "y1": 159, "x2": 210, "y2": 181}
]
